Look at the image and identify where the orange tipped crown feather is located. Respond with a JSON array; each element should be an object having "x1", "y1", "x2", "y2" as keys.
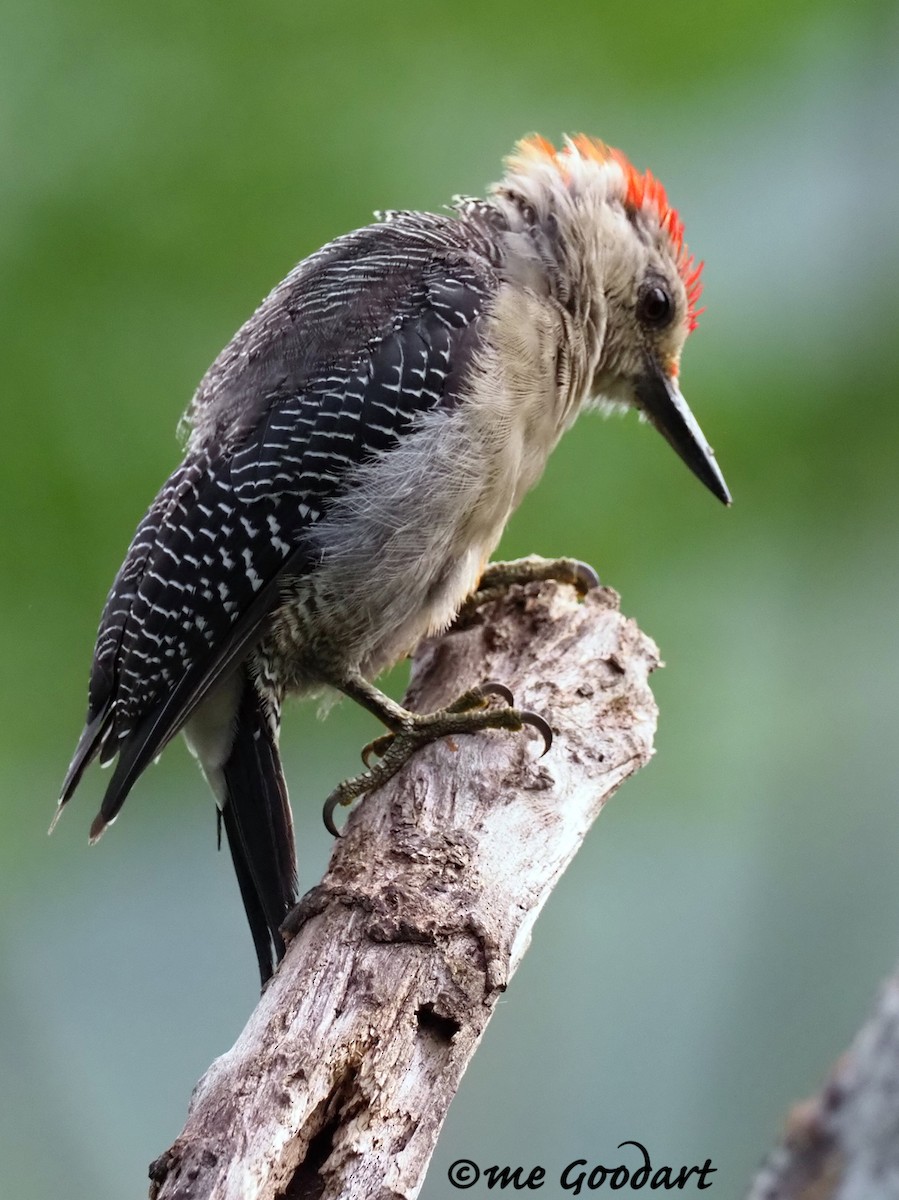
[{"x1": 504, "y1": 134, "x2": 704, "y2": 332}]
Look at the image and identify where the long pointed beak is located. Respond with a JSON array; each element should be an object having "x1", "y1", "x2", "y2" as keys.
[{"x1": 635, "y1": 358, "x2": 732, "y2": 505}]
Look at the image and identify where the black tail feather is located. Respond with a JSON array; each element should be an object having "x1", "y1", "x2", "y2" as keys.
[
  {"x1": 57, "y1": 703, "x2": 113, "y2": 815},
  {"x1": 220, "y1": 678, "x2": 297, "y2": 986},
  {"x1": 220, "y1": 802, "x2": 283, "y2": 985}
]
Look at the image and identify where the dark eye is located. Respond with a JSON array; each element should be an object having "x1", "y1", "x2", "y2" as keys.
[{"x1": 638, "y1": 284, "x2": 673, "y2": 329}]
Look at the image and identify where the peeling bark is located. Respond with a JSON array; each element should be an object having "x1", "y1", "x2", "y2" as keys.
[{"x1": 149, "y1": 578, "x2": 660, "y2": 1200}]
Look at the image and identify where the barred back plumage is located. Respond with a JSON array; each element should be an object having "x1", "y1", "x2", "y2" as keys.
[
  {"x1": 75, "y1": 215, "x2": 497, "y2": 761},
  {"x1": 59, "y1": 208, "x2": 504, "y2": 980}
]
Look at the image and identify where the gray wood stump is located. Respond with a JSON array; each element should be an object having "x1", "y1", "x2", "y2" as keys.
[{"x1": 149, "y1": 575, "x2": 660, "y2": 1200}]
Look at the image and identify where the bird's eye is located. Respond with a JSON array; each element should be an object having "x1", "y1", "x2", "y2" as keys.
[{"x1": 638, "y1": 284, "x2": 673, "y2": 329}]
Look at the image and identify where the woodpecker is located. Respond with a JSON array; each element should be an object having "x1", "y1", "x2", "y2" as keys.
[{"x1": 56, "y1": 134, "x2": 730, "y2": 985}]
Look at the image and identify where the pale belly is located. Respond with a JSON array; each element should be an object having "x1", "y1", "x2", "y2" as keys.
[{"x1": 258, "y1": 304, "x2": 570, "y2": 693}]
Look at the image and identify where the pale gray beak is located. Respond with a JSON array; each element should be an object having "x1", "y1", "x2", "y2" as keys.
[{"x1": 635, "y1": 358, "x2": 732, "y2": 506}]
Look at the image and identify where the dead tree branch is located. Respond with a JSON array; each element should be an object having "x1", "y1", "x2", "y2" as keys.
[
  {"x1": 746, "y1": 968, "x2": 899, "y2": 1200},
  {"x1": 149, "y1": 577, "x2": 660, "y2": 1200}
]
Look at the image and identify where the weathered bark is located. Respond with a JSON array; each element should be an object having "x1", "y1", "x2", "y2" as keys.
[
  {"x1": 746, "y1": 970, "x2": 899, "y2": 1200},
  {"x1": 149, "y1": 578, "x2": 660, "y2": 1200}
]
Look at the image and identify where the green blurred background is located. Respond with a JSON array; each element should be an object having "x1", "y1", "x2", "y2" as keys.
[{"x1": 2, "y1": 1, "x2": 897, "y2": 1196}]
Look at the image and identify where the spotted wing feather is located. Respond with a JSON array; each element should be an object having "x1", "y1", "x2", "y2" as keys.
[{"x1": 61, "y1": 213, "x2": 499, "y2": 834}]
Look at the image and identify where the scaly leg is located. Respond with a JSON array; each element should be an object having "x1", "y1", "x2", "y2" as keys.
[{"x1": 321, "y1": 672, "x2": 551, "y2": 836}]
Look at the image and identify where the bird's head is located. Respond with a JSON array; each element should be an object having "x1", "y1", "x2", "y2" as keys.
[{"x1": 491, "y1": 134, "x2": 730, "y2": 505}]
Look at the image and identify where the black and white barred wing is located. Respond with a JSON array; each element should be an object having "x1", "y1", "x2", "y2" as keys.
[{"x1": 59, "y1": 219, "x2": 498, "y2": 832}]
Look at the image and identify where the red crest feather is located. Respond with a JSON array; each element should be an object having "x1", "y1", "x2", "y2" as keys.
[{"x1": 514, "y1": 134, "x2": 704, "y2": 332}]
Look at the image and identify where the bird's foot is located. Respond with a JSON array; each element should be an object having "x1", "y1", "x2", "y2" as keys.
[
  {"x1": 322, "y1": 681, "x2": 551, "y2": 836},
  {"x1": 456, "y1": 555, "x2": 600, "y2": 623}
]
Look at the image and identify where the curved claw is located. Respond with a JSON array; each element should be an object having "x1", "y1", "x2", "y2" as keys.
[
  {"x1": 322, "y1": 791, "x2": 346, "y2": 839},
  {"x1": 519, "y1": 710, "x2": 553, "y2": 756},
  {"x1": 571, "y1": 560, "x2": 601, "y2": 594},
  {"x1": 362, "y1": 732, "x2": 395, "y2": 768},
  {"x1": 477, "y1": 681, "x2": 515, "y2": 706}
]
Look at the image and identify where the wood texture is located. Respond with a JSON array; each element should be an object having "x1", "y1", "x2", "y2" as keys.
[{"x1": 149, "y1": 577, "x2": 660, "y2": 1200}]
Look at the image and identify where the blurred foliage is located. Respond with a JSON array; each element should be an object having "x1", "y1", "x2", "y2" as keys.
[{"x1": 2, "y1": 1, "x2": 898, "y2": 1196}]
